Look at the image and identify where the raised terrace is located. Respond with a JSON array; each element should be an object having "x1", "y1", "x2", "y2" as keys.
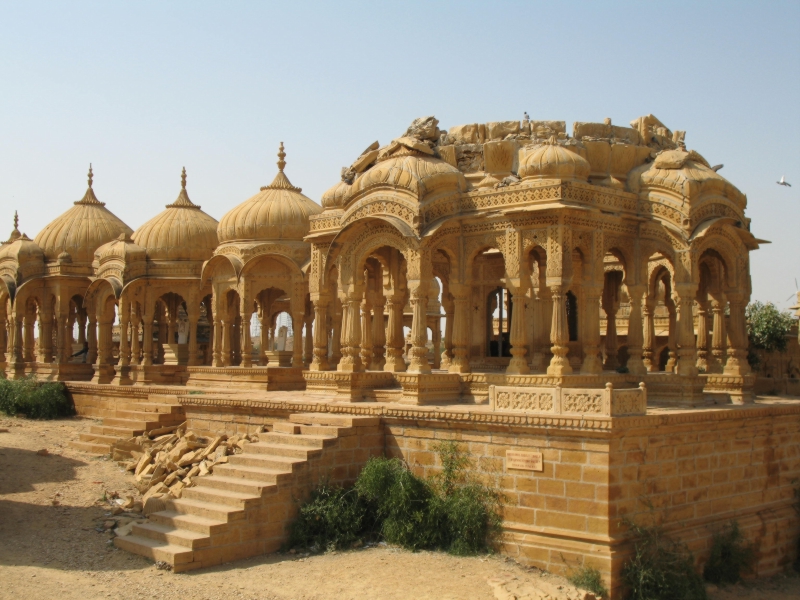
[{"x1": 1, "y1": 113, "x2": 797, "y2": 597}]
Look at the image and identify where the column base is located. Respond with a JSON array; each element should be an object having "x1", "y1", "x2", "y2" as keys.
[
  {"x1": 91, "y1": 364, "x2": 116, "y2": 385},
  {"x1": 304, "y1": 370, "x2": 396, "y2": 400},
  {"x1": 396, "y1": 373, "x2": 461, "y2": 405}
]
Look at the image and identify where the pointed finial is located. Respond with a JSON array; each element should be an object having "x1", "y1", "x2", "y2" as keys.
[
  {"x1": 13, "y1": 210, "x2": 18, "y2": 230},
  {"x1": 277, "y1": 142, "x2": 286, "y2": 172},
  {"x1": 181, "y1": 166, "x2": 187, "y2": 190},
  {"x1": 88, "y1": 163, "x2": 94, "y2": 188}
]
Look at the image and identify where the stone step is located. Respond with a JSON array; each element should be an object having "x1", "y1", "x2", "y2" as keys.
[
  {"x1": 111, "y1": 409, "x2": 184, "y2": 423},
  {"x1": 146, "y1": 394, "x2": 182, "y2": 404},
  {"x1": 272, "y1": 422, "x2": 301, "y2": 434},
  {"x1": 298, "y1": 424, "x2": 349, "y2": 437},
  {"x1": 195, "y1": 475, "x2": 278, "y2": 495},
  {"x1": 212, "y1": 463, "x2": 292, "y2": 483},
  {"x1": 67, "y1": 440, "x2": 111, "y2": 455},
  {"x1": 227, "y1": 452, "x2": 305, "y2": 471},
  {"x1": 167, "y1": 497, "x2": 247, "y2": 522},
  {"x1": 131, "y1": 522, "x2": 210, "y2": 550},
  {"x1": 102, "y1": 417, "x2": 167, "y2": 430},
  {"x1": 89, "y1": 425, "x2": 142, "y2": 437},
  {"x1": 149, "y1": 510, "x2": 227, "y2": 536},
  {"x1": 79, "y1": 432, "x2": 121, "y2": 445},
  {"x1": 289, "y1": 412, "x2": 380, "y2": 428},
  {"x1": 244, "y1": 441, "x2": 322, "y2": 459},
  {"x1": 113, "y1": 534, "x2": 196, "y2": 570},
  {"x1": 112, "y1": 401, "x2": 183, "y2": 414},
  {"x1": 182, "y1": 485, "x2": 261, "y2": 509},
  {"x1": 261, "y1": 431, "x2": 334, "y2": 448}
]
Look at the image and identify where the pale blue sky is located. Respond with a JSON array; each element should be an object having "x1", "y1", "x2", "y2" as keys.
[{"x1": 1, "y1": 1, "x2": 798, "y2": 306}]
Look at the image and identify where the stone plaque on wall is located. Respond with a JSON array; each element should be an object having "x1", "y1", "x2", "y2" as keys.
[{"x1": 506, "y1": 450, "x2": 543, "y2": 472}]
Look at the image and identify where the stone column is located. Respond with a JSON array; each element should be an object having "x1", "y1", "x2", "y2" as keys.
[
  {"x1": 220, "y1": 318, "x2": 231, "y2": 367},
  {"x1": 531, "y1": 285, "x2": 551, "y2": 372},
  {"x1": 87, "y1": 315, "x2": 98, "y2": 365},
  {"x1": 642, "y1": 299, "x2": 657, "y2": 372},
  {"x1": 371, "y1": 296, "x2": 387, "y2": 370},
  {"x1": 407, "y1": 282, "x2": 431, "y2": 374},
  {"x1": 432, "y1": 321, "x2": 441, "y2": 369},
  {"x1": 54, "y1": 311, "x2": 67, "y2": 365},
  {"x1": 212, "y1": 311, "x2": 223, "y2": 368},
  {"x1": 359, "y1": 293, "x2": 373, "y2": 370},
  {"x1": 506, "y1": 285, "x2": 529, "y2": 375},
  {"x1": 142, "y1": 312, "x2": 154, "y2": 366},
  {"x1": 258, "y1": 308, "x2": 269, "y2": 366},
  {"x1": 309, "y1": 299, "x2": 329, "y2": 371},
  {"x1": 22, "y1": 311, "x2": 34, "y2": 363},
  {"x1": 291, "y1": 311, "x2": 305, "y2": 368},
  {"x1": 626, "y1": 285, "x2": 647, "y2": 375},
  {"x1": 119, "y1": 299, "x2": 131, "y2": 367},
  {"x1": 155, "y1": 303, "x2": 166, "y2": 364},
  {"x1": 232, "y1": 315, "x2": 242, "y2": 366},
  {"x1": 547, "y1": 284, "x2": 573, "y2": 375},
  {"x1": 674, "y1": 284, "x2": 698, "y2": 376},
  {"x1": 131, "y1": 314, "x2": 141, "y2": 366},
  {"x1": 0, "y1": 314, "x2": 7, "y2": 365},
  {"x1": 77, "y1": 310, "x2": 87, "y2": 346},
  {"x1": 330, "y1": 299, "x2": 342, "y2": 368},
  {"x1": 448, "y1": 284, "x2": 471, "y2": 374},
  {"x1": 383, "y1": 295, "x2": 406, "y2": 372},
  {"x1": 338, "y1": 290, "x2": 363, "y2": 373},
  {"x1": 695, "y1": 300, "x2": 710, "y2": 372},
  {"x1": 602, "y1": 280, "x2": 619, "y2": 371},
  {"x1": 709, "y1": 297, "x2": 727, "y2": 373},
  {"x1": 440, "y1": 296, "x2": 454, "y2": 370},
  {"x1": 240, "y1": 311, "x2": 252, "y2": 368},
  {"x1": 724, "y1": 292, "x2": 750, "y2": 377},
  {"x1": 580, "y1": 286, "x2": 603, "y2": 374},
  {"x1": 10, "y1": 315, "x2": 23, "y2": 365},
  {"x1": 97, "y1": 317, "x2": 110, "y2": 366},
  {"x1": 665, "y1": 296, "x2": 677, "y2": 372}
]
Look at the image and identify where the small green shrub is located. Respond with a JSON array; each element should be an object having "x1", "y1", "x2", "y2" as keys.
[
  {"x1": 621, "y1": 518, "x2": 707, "y2": 600},
  {"x1": 703, "y1": 521, "x2": 754, "y2": 585},
  {"x1": 287, "y1": 483, "x2": 375, "y2": 551},
  {"x1": 0, "y1": 376, "x2": 74, "y2": 419},
  {"x1": 567, "y1": 565, "x2": 608, "y2": 598},
  {"x1": 289, "y1": 441, "x2": 502, "y2": 555}
]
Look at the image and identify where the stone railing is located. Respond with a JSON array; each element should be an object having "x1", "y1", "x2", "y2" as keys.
[{"x1": 488, "y1": 382, "x2": 647, "y2": 417}]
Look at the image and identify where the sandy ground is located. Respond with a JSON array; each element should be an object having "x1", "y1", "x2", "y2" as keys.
[{"x1": 1, "y1": 416, "x2": 799, "y2": 600}]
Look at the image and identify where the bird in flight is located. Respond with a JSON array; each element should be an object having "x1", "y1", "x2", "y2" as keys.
[{"x1": 777, "y1": 175, "x2": 792, "y2": 187}]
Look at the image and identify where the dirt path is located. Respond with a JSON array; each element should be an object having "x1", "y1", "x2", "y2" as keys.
[{"x1": 1, "y1": 416, "x2": 799, "y2": 600}]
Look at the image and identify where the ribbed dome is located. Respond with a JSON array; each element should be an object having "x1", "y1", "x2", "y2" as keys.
[
  {"x1": 0, "y1": 233, "x2": 44, "y2": 264},
  {"x1": 133, "y1": 168, "x2": 219, "y2": 261},
  {"x1": 519, "y1": 137, "x2": 591, "y2": 182},
  {"x1": 352, "y1": 150, "x2": 466, "y2": 201},
  {"x1": 321, "y1": 180, "x2": 353, "y2": 208},
  {"x1": 218, "y1": 144, "x2": 323, "y2": 243},
  {"x1": 34, "y1": 167, "x2": 133, "y2": 263},
  {"x1": 95, "y1": 232, "x2": 146, "y2": 264}
]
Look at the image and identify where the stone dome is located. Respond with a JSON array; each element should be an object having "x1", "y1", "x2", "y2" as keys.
[
  {"x1": 0, "y1": 233, "x2": 44, "y2": 266},
  {"x1": 217, "y1": 144, "x2": 322, "y2": 243},
  {"x1": 321, "y1": 180, "x2": 353, "y2": 209},
  {"x1": 94, "y1": 232, "x2": 146, "y2": 265},
  {"x1": 34, "y1": 167, "x2": 133, "y2": 264},
  {"x1": 351, "y1": 149, "x2": 467, "y2": 201},
  {"x1": 519, "y1": 137, "x2": 591, "y2": 182},
  {"x1": 132, "y1": 168, "x2": 219, "y2": 261}
]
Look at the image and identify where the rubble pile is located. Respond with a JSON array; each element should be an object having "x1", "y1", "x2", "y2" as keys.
[{"x1": 111, "y1": 422, "x2": 261, "y2": 513}]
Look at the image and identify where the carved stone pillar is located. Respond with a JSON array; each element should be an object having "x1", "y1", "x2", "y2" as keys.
[
  {"x1": 258, "y1": 307, "x2": 269, "y2": 366},
  {"x1": 141, "y1": 313, "x2": 154, "y2": 366},
  {"x1": 22, "y1": 311, "x2": 34, "y2": 363},
  {"x1": 291, "y1": 312, "x2": 304, "y2": 368},
  {"x1": 547, "y1": 284, "x2": 573, "y2": 376},
  {"x1": 220, "y1": 318, "x2": 231, "y2": 367},
  {"x1": 531, "y1": 285, "x2": 551, "y2": 372},
  {"x1": 506, "y1": 285, "x2": 529, "y2": 375},
  {"x1": 371, "y1": 296, "x2": 387, "y2": 370},
  {"x1": 709, "y1": 298, "x2": 727, "y2": 373},
  {"x1": 187, "y1": 306, "x2": 199, "y2": 367},
  {"x1": 303, "y1": 314, "x2": 314, "y2": 367},
  {"x1": 626, "y1": 285, "x2": 647, "y2": 375},
  {"x1": 54, "y1": 311, "x2": 67, "y2": 365},
  {"x1": 432, "y1": 321, "x2": 441, "y2": 369},
  {"x1": 580, "y1": 286, "x2": 603, "y2": 374},
  {"x1": 212, "y1": 313, "x2": 223, "y2": 367},
  {"x1": 330, "y1": 299, "x2": 342, "y2": 368},
  {"x1": 642, "y1": 299, "x2": 656, "y2": 371},
  {"x1": 360, "y1": 296, "x2": 373, "y2": 370},
  {"x1": 448, "y1": 285, "x2": 471, "y2": 374},
  {"x1": 338, "y1": 291, "x2": 363, "y2": 373},
  {"x1": 383, "y1": 296, "x2": 406, "y2": 372},
  {"x1": 724, "y1": 293, "x2": 750, "y2": 377},
  {"x1": 38, "y1": 309, "x2": 52, "y2": 363},
  {"x1": 440, "y1": 296, "x2": 454, "y2": 370},
  {"x1": 695, "y1": 300, "x2": 710, "y2": 372},
  {"x1": 119, "y1": 299, "x2": 131, "y2": 367},
  {"x1": 665, "y1": 296, "x2": 677, "y2": 372},
  {"x1": 10, "y1": 316, "x2": 23, "y2": 365},
  {"x1": 87, "y1": 315, "x2": 98, "y2": 365},
  {"x1": 310, "y1": 299, "x2": 329, "y2": 371},
  {"x1": 232, "y1": 315, "x2": 242, "y2": 366},
  {"x1": 77, "y1": 310, "x2": 87, "y2": 346},
  {"x1": 407, "y1": 283, "x2": 431, "y2": 374},
  {"x1": 0, "y1": 314, "x2": 7, "y2": 365},
  {"x1": 96, "y1": 317, "x2": 110, "y2": 366},
  {"x1": 240, "y1": 312, "x2": 253, "y2": 368},
  {"x1": 602, "y1": 282, "x2": 619, "y2": 371},
  {"x1": 674, "y1": 284, "x2": 698, "y2": 376}
]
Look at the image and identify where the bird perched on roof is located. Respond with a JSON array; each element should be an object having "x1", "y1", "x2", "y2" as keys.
[
  {"x1": 777, "y1": 175, "x2": 792, "y2": 187},
  {"x1": 523, "y1": 112, "x2": 530, "y2": 122}
]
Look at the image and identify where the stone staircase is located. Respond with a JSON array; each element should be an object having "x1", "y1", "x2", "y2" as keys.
[
  {"x1": 114, "y1": 413, "x2": 382, "y2": 572},
  {"x1": 69, "y1": 394, "x2": 186, "y2": 455}
]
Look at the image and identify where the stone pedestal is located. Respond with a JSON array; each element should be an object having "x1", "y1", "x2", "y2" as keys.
[
  {"x1": 395, "y1": 373, "x2": 461, "y2": 405},
  {"x1": 265, "y1": 351, "x2": 293, "y2": 368},
  {"x1": 303, "y1": 370, "x2": 396, "y2": 401}
]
